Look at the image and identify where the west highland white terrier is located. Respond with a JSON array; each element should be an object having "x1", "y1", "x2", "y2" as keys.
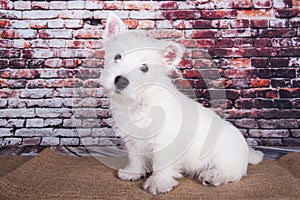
[{"x1": 100, "y1": 13, "x2": 264, "y2": 194}]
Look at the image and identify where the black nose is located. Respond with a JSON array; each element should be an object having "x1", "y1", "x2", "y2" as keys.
[{"x1": 114, "y1": 75, "x2": 129, "y2": 90}]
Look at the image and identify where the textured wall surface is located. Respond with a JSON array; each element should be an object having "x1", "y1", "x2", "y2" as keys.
[{"x1": 0, "y1": 0, "x2": 299, "y2": 151}]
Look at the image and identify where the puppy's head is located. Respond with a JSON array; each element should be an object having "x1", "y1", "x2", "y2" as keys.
[{"x1": 100, "y1": 13, "x2": 185, "y2": 100}]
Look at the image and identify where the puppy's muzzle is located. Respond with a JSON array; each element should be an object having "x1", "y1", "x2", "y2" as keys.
[{"x1": 114, "y1": 75, "x2": 129, "y2": 91}]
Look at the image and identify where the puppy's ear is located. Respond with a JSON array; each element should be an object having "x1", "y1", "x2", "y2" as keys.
[
  {"x1": 103, "y1": 13, "x2": 127, "y2": 40},
  {"x1": 162, "y1": 41, "x2": 185, "y2": 68}
]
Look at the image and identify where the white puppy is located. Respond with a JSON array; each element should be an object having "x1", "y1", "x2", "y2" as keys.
[{"x1": 100, "y1": 13, "x2": 264, "y2": 194}]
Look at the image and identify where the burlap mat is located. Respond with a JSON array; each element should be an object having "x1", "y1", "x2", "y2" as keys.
[{"x1": 0, "y1": 148, "x2": 299, "y2": 200}]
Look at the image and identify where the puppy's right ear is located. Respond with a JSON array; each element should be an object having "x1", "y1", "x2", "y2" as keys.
[{"x1": 103, "y1": 13, "x2": 127, "y2": 40}]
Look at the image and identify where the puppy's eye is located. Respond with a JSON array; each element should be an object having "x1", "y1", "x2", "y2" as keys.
[
  {"x1": 114, "y1": 54, "x2": 121, "y2": 62},
  {"x1": 139, "y1": 64, "x2": 149, "y2": 73}
]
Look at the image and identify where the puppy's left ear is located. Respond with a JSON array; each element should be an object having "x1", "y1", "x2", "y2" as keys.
[
  {"x1": 103, "y1": 13, "x2": 127, "y2": 40},
  {"x1": 161, "y1": 41, "x2": 185, "y2": 68}
]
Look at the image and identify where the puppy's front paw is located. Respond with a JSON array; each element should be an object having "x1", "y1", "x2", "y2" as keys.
[
  {"x1": 118, "y1": 168, "x2": 145, "y2": 181},
  {"x1": 143, "y1": 175, "x2": 178, "y2": 194}
]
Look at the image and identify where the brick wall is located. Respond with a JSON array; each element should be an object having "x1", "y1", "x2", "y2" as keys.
[{"x1": 0, "y1": 0, "x2": 299, "y2": 150}]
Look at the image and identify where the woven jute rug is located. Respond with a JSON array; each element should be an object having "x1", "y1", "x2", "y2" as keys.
[{"x1": 0, "y1": 148, "x2": 299, "y2": 200}]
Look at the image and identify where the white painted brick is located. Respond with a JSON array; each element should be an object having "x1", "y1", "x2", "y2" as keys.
[
  {"x1": 63, "y1": 118, "x2": 82, "y2": 127},
  {"x1": 60, "y1": 138, "x2": 80, "y2": 146},
  {"x1": 15, "y1": 128, "x2": 53, "y2": 137},
  {"x1": 130, "y1": 11, "x2": 164, "y2": 19},
  {"x1": 2, "y1": 138, "x2": 22, "y2": 146},
  {"x1": 16, "y1": 29, "x2": 37, "y2": 39},
  {"x1": 0, "y1": 109, "x2": 35, "y2": 118},
  {"x1": 6, "y1": 11, "x2": 22, "y2": 19},
  {"x1": 13, "y1": 39, "x2": 26, "y2": 48},
  {"x1": 178, "y1": 1, "x2": 196, "y2": 9},
  {"x1": 49, "y1": 1, "x2": 67, "y2": 9},
  {"x1": 32, "y1": 2, "x2": 49, "y2": 10},
  {"x1": 0, "y1": 129, "x2": 13, "y2": 137},
  {"x1": 156, "y1": 20, "x2": 173, "y2": 29},
  {"x1": 48, "y1": 19, "x2": 65, "y2": 28},
  {"x1": 76, "y1": 128, "x2": 91, "y2": 137},
  {"x1": 64, "y1": 20, "x2": 83, "y2": 28},
  {"x1": 48, "y1": 39, "x2": 66, "y2": 48},
  {"x1": 39, "y1": 29, "x2": 73, "y2": 39},
  {"x1": 22, "y1": 137, "x2": 41, "y2": 146},
  {"x1": 26, "y1": 98, "x2": 63, "y2": 108},
  {"x1": 36, "y1": 108, "x2": 73, "y2": 118},
  {"x1": 20, "y1": 89, "x2": 55, "y2": 99},
  {"x1": 8, "y1": 98, "x2": 26, "y2": 108},
  {"x1": 0, "y1": 99, "x2": 7, "y2": 107},
  {"x1": 273, "y1": 0, "x2": 288, "y2": 8},
  {"x1": 0, "y1": 119, "x2": 7, "y2": 127},
  {"x1": 44, "y1": 118, "x2": 63, "y2": 127},
  {"x1": 94, "y1": 11, "x2": 129, "y2": 19},
  {"x1": 54, "y1": 129, "x2": 78, "y2": 137},
  {"x1": 59, "y1": 10, "x2": 93, "y2": 19},
  {"x1": 11, "y1": 20, "x2": 30, "y2": 28},
  {"x1": 41, "y1": 137, "x2": 59, "y2": 146},
  {"x1": 91, "y1": 128, "x2": 114, "y2": 137},
  {"x1": 67, "y1": 1, "x2": 85, "y2": 9},
  {"x1": 26, "y1": 118, "x2": 44, "y2": 128},
  {"x1": 23, "y1": 11, "x2": 59, "y2": 19},
  {"x1": 80, "y1": 137, "x2": 99, "y2": 145},
  {"x1": 7, "y1": 119, "x2": 25, "y2": 128},
  {"x1": 82, "y1": 118, "x2": 101, "y2": 127},
  {"x1": 14, "y1": 1, "x2": 31, "y2": 10},
  {"x1": 99, "y1": 138, "x2": 122, "y2": 146},
  {"x1": 85, "y1": 0, "x2": 103, "y2": 9}
]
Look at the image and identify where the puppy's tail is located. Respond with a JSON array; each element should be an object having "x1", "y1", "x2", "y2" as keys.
[{"x1": 248, "y1": 146, "x2": 264, "y2": 165}]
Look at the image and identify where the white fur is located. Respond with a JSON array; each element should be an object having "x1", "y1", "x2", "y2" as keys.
[{"x1": 100, "y1": 13, "x2": 264, "y2": 194}]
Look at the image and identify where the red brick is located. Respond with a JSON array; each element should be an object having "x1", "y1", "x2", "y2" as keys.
[
  {"x1": 231, "y1": 58, "x2": 251, "y2": 68},
  {"x1": 185, "y1": 30, "x2": 217, "y2": 38},
  {"x1": 103, "y1": 1, "x2": 123, "y2": 10},
  {"x1": 0, "y1": 69, "x2": 39, "y2": 79},
  {"x1": 197, "y1": 39, "x2": 215, "y2": 48},
  {"x1": 270, "y1": 58, "x2": 290, "y2": 67},
  {"x1": 251, "y1": 79, "x2": 270, "y2": 87},
  {"x1": 123, "y1": 2, "x2": 140, "y2": 10},
  {"x1": 123, "y1": 20, "x2": 138, "y2": 29},
  {"x1": 215, "y1": 38, "x2": 234, "y2": 47},
  {"x1": 234, "y1": 38, "x2": 253, "y2": 47},
  {"x1": 95, "y1": 50, "x2": 105, "y2": 59},
  {"x1": 253, "y1": 38, "x2": 271, "y2": 47},
  {"x1": 183, "y1": 69, "x2": 202, "y2": 79},
  {"x1": 231, "y1": 19, "x2": 249, "y2": 28},
  {"x1": 44, "y1": 59, "x2": 62, "y2": 68},
  {"x1": 237, "y1": 9, "x2": 273, "y2": 19},
  {"x1": 277, "y1": 47, "x2": 300, "y2": 56},
  {"x1": 221, "y1": 29, "x2": 258, "y2": 37},
  {"x1": 279, "y1": 88, "x2": 300, "y2": 98},
  {"x1": 250, "y1": 19, "x2": 268, "y2": 28},
  {"x1": 0, "y1": 40, "x2": 13, "y2": 48},
  {"x1": 165, "y1": 10, "x2": 199, "y2": 19},
  {"x1": 223, "y1": 69, "x2": 255, "y2": 78},
  {"x1": 253, "y1": 0, "x2": 271, "y2": 8},
  {"x1": 251, "y1": 58, "x2": 269, "y2": 67},
  {"x1": 0, "y1": 59, "x2": 9, "y2": 69},
  {"x1": 0, "y1": 50, "x2": 21, "y2": 58},
  {"x1": 193, "y1": 20, "x2": 211, "y2": 29},
  {"x1": 74, "y1": 30, "x2": 102, "y2": 39},
  {"x1": 67, "y1": 40, "x2": 86, "y2": 48},
  {"x1": 0, "y1": 19, "x2": 10, "y2": 28},
  {"x1": 178, "y1": 59, "x2": 193, "y2": 69},
  {"x1": 160, "y1": 1, "x2": 178, "y2": 10},
  {"x1": 275, "y1": 8, "x2": 298, "y2": 18},
  {"x1": 9, "y1": 59, "x2": 26, "y2": 68},
  {"x1": 202, "y1": 10, "x2": 237, "y2": 19}
]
